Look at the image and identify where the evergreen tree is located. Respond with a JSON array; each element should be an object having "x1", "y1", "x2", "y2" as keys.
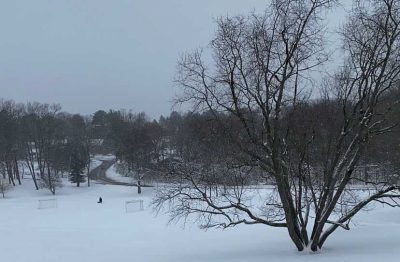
[
  {"x1": 67, "y1": 114, "x2": 89, "y2": 187},
  {"x1": 68, "y1": 145, "x2": 86, "y2": 187}
]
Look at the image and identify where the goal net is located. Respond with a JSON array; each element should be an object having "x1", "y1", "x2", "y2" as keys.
[
  {"x1": 38, "y1": 198, "x2": 58, "y2": 209},
  {"x1": 125, "y1": 200, "x2": 144, "y2": 213}
]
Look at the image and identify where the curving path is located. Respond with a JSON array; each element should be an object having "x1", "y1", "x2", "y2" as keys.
[{"x1": 89, "y1": 159, "x2": 135, "y2": 186}]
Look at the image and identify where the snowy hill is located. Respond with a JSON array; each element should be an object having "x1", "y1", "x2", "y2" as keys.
[{"x1": 0, "y1": 178, "x2": 399, "y2": 262}]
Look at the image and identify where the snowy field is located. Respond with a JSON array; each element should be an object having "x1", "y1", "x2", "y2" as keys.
[{"x1": 0, "y1": 179, "x2": 399, "y2": 262}]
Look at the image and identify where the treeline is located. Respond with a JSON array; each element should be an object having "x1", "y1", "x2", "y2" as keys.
[
  {"x1": 0, "y1": 100, "x2": 90, "y2": 194},
  {"x1": 1, "y1": 92, "x2": 399, "y2": 196},
  {"x1": 89, "y1": 93, "x2": 400, "y2": 188}
]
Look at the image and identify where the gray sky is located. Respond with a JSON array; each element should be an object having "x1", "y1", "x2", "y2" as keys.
[{"x1": 0, "y1": 0, "x2": 347, "y2": 118}]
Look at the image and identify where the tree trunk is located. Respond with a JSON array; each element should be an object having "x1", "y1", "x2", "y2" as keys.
[
  {"x1": 137, "y1": 179, "x2": 141, "y2": 194},
  {"x1": 46, "y1": 164, "x2": 54, "y2": 195},
  {"x1": 25, "y1": 157, "x2": 39, "y2": 190},
  {"x1": 273, "y1": 161, "x2": 305, "y2": 251},
  {"x1": 87, "y1": 164, "x2": 91, "y2": 187},
  {"x1": 6, "y1": 161, "x2": 15, "y2": 187},
  {"x1": 13, "y1": 156, "x2": 21, "y2": 185},
  {"x1": 32, "y1": 173, "x2": 39, "y2": 190}
]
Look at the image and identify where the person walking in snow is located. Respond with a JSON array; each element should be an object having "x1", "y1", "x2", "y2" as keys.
[{"x1": 97, "y1": 197, "x2": 102, "y2": 204}]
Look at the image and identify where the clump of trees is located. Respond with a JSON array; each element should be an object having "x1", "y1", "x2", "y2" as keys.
[
  {"x1": 101, "y1": 111, "x2": 164, "y2": 193},
  {"x1": 0, "y1": 102, "x2": 23, "y2": 187},
  {"x1": 0, "y1": 100, "x2": 93, "y2": 194},
  {"x1": 0, "y1": 99, "x2": 170, "y2": 195}
]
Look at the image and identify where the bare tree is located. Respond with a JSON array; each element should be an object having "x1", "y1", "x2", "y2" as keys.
[
  {"x1": 0, "y1": 100, "x2": 25, "y2": 187},
  {"x1": 83, "y1": 116, "x2": 93, "y2": 187},
  {"x1": 154, "y1": 0, "x2": 400, "y2": 252},
  {"x1": 109, "y1": 112, "x2": 164, "y2": 194},
  {"x1": 21, "y1": 102, "x2": 64, "y2": 193},
  {"x1": 0, "y1": 175, "x2": 11, "y2": 198}
]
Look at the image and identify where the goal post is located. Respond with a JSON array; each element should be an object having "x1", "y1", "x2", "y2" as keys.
[
  {"x1": 125, "y1": 200, "x2": 144, "y2": 213},
  {"x1": 38, "y1": 198, "x2": 58, "y2": 209}
]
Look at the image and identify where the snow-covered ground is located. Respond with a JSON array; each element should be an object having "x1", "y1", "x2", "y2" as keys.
[
  {"x1": 93, "y1": 154, "x2": 116, "y2": 161},
  {"x1": 105, "y1": 163, "x2": 134, "y2": 184},
  {"x1": 19, "y1": 157, "x2": 103, "y2": 180},
  {"x1": 0, "y1": 179, "x2": 399, "y2": 262},
  {"x1": 89, "y1": 158, "x2": 103, "y2": 170}
]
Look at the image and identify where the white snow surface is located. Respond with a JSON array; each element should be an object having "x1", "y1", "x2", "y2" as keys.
[
  {"x1": 93, "y1": 154, "x2": 116, "y2": 161},
  {"x1": 105, "y1": 163, "x2": 133, "y2": 184},
  {"x1": 89, "y1": 158, "x2": 103, "y2": 170},
  {"x1": 0, "y1": 179, "x2": 399, "y2": 262}
]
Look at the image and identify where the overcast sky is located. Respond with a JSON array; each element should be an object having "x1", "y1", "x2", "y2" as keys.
[{"x1": 0, "y1": 0, "x2": 348, "y2": 119}]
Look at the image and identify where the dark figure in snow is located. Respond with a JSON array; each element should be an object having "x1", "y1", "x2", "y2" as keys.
[{"x1": 97, "y1": 197, "x2": 102, "y2": 204}]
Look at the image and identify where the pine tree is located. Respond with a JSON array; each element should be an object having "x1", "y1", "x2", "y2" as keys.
[
  {"x1": 68, "y1": 147, "x2": 86, "y2": 187},
  {"x1": 67, "y1": 114, "x2": 89, "y2": 187}
]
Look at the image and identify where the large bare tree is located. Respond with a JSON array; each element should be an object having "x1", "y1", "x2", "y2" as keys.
[{"x1": 154, "y1": 0, "x2": 400, "y2": 252}]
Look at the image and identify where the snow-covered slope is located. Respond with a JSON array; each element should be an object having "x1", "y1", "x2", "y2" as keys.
[
  {"x1": 0, "y1": 179, "x2": 399, "y2": 262},
  {"x1": 105, "y1": 163, "x2": 133, "y2": 184}
]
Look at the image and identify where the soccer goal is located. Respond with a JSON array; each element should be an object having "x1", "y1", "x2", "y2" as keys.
[
  {"x1": 38, "y1": 198, "x2": 58, "y2": 209},
  {"x1": 125, "y1": 200, "x2": 144, "y2": 213}
]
